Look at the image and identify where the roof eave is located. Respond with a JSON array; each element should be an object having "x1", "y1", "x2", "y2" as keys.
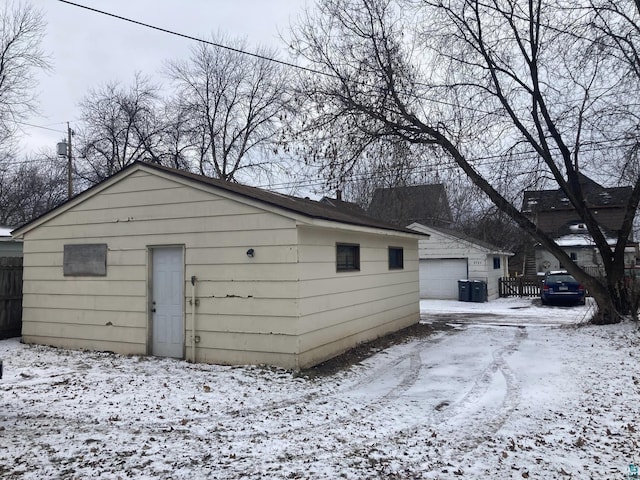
[
  {"x1": 302, "y1": 218, "x2": 426, "y2": 238},
  {"x1": 408, "y1": 222, "x2": 510, "y2": 255}
]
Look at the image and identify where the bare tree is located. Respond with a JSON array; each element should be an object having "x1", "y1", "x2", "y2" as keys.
[
  {"x1": 584, "y1": 1, "x2": 640, "y2": 183},
  {"x1": 0, "y1": 153, "x2": 67, "y2": 226},
  {"x1": 328, "y1": 141, "x2": 416, "y2": 206},
  {"x1": 290, "y1": 0, "x2": 640, "y2": 323},
  {"x1": 166, "y1": 35, "x2": 290, "y2": 182},
  {"x1": 0, "y1": 1, "x2": 50, "y2": 152},
  {"x1": 157, "y1": 96, "x2": 194, "y2": 171},
  {"x1": 76, "y1": 73, "x2": 164, "y2": 184}
]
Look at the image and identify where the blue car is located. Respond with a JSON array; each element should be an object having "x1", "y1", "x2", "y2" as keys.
[{"x1": 541, "y1": 271, "x2": 586, "y2": 305}]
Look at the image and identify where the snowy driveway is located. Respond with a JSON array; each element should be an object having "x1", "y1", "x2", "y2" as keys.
[{"x1": 1, "y1": 298, "x2": 639, "y2": 479}]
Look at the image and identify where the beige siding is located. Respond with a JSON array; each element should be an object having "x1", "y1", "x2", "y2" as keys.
[
  {"x1": 22, "y1": 230, "x2": 297, "y2": 254},
  {"x1": 297, "y1": 311, "x2": 417, "y2": 369},
  {"x1": 296, "y1": 226, "x2": 420, "y2": 368},
  {"x1": 21, "y1": 170, "x2": 300, "y2": 361}
]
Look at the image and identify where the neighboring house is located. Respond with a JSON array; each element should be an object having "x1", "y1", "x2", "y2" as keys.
[
  {"x1": 0, "y1": 226, "x2": 22, "y2": 257},
  {"x1": 408, "y1": 223, "x2": 512, "y2": 300},
  {"x1": 11, "y1": 162, "x2": 422, "y2": 370},
  {"x1": 534, "y1": 223, "x2": 637, "y2": 273},
  {"x1": 367, "y1": 184, "x2": 453, "y2": 228},
  {"x1": 522, "y1": 174, "x2": 637, "y2": 274}
]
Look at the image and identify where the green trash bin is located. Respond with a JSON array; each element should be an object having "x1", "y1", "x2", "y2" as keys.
[
  {"x1": 471, "y1": 280, "x2": 487, "y2": 302},
  {"x1": 458, "y1": 279, "x2": 471, "y2": 302}
]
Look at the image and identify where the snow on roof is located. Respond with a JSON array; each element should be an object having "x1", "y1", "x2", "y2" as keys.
[
  {"x1": 555, "y1": 233, "x2": 616, "y2": 247},
  {"x1": 0, "y1": 226, "x2": 13, "y2": 237}
]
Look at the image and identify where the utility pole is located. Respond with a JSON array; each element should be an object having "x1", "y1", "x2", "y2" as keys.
[
  {"x1": 67, "y1": 122, "x2": 74, "y2": 199},
  {"x1": 57, "y1": 123, "x2": 74, "y2": 199}
]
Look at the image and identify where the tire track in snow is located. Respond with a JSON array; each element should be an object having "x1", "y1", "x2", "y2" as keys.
[
  {"x1": 318, "y1": 325, "x2": 529, "y2": 477},
  {"x1": 430, "y1": 326, "x2": 526, "y2": 456},
  {"x1": 210, "y1": 335, "x2": 437, "y2": 439},
  {"x1": 190, "y1": 331, "x2": 452, "y2": 434},
  {"x1": 324, "y1": 325, "x2": 528, "y2": 476},
  {"x1": 217, "y1": 325, "x2": 528, "y2": 474},
  {"x1": 152, "y1": 331, "x2": 452, "y2": 449},
  {"x1": 196, "y1": 335, "x2": 440, "y2": 477}
]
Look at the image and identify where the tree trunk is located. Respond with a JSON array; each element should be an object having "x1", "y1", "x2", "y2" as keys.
[{"x1": 586, "y1": 266, "x2": 633, "y2": 325}]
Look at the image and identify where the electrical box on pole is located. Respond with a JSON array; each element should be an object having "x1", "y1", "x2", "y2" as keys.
[
  {"x1": 57, "y1": 123, "x2": 74, "y2": 199},
  {"x1": 56, "y1": 141, "x2": 67, "y2": 157}
]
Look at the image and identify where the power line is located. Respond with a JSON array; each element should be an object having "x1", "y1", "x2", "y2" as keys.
[
  {"x1": 39, "y1": 121, "x2": 73, "y2": 128},
  {"x1": 40, "y1": 0, "x2": 640, "y2": 195},
  {"x1": 1, "y1": 136, "x2": 633, "y2": 194},
  {"x1": 55, "y1": 0, "x2": 503, "y2": 116},
  {"x1": 57, "y1": 0, "x2": 332, "y2": 80},
  {"x1": 16, "y1": 121, "x2": 66, "y2": 134},
  {"x1": 5, "y1": 130, "x2": 634, "y2": 173},
  {"x1": 56, "y1": 1, "x2": 640, "y2": 123},
  {"x1": 258, "y1": 139, "x2": 640, "y2": 191}
]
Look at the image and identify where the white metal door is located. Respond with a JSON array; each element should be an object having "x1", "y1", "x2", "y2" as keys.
[
  {"x1": 419, "y1": 258, "x2": 468, "y2": 299},
  {"x1": 151, "y1": 247, "x2": 184, "y2": 358}
]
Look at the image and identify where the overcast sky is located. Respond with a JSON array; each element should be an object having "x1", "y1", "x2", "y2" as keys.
[{"x1": 18, "y1": 0, "x2": 308, "y2": 156}]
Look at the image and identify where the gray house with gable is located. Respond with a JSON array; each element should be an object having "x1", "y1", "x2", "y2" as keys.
[{"x1": 522, "y1": 174, "x2": 638, "y2": 274}]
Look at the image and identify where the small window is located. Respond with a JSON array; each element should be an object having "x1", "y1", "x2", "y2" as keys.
[
  {"x1": 493, "y1": 256, "x2": 501, "y2": 270},
  {"x1": 337, "y1": 243, "x2": 360, "y2": 271},
  {"x1": 570, "y1": 252, "x2": 577, "y2": 261},
  {"x1": 388, "y1": 247, "x2": 404, "y2": 269},
  {"x1": 64, "y1": 244, "x2": 108, "y2": 276}
]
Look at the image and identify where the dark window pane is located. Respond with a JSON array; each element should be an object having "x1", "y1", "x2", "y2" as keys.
[
  {"x1": 388, "y1": 247, "x2": 404, "y2": 269},
  {"x1": 337, "y1": 244, "x2": 360, "y2": 271}
]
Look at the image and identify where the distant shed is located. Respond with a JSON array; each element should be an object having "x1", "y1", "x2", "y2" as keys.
[
  {"x1": 0, "y1": 226, "x2": 22, "y2": 257},
  {"x1": 408, "y1": 223, "x2": 512, "y2": 300}
]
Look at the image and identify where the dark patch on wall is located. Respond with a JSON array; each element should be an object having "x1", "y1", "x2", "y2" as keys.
[{"x1": 63, "y1": 244, "x2": 107, "y2": 276}]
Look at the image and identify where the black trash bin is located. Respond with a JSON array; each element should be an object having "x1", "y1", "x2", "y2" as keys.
[
  {"x1": 458, "y1": 279, "x2": 471, "y2": 302},
  {"x1": 471, "y1": 280, "x2": 487, "y2": 302}
]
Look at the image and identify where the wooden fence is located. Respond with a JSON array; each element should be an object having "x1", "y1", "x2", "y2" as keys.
[
  {"x1": 0, "y1": 257, "x2": 23, "y2": 339},
  {"x1": 499, "y1": 276, "x2": 542, "y2": 298}
]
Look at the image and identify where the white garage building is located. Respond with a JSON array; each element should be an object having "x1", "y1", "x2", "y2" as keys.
[{"x1": 408, "y1": 223, "x2": 512, "y2": 300}]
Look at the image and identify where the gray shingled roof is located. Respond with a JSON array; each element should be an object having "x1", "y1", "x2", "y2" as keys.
[
  {"x1": 367, "y1": 184, "x2": 453, "y2": 227},
  {"x1": 319, "y1": 197, "x2": 367, "y2": 216},
  {"x1": 522, "y1": 174, "x2": 632, "y2": 213}
]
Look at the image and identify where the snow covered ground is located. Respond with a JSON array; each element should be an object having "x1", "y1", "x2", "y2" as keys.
[{"x1": 1, "y1": 298, "x2": 639, "y2": 479}]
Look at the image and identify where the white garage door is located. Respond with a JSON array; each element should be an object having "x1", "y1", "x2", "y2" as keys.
[{"x1": 419, "y1": 258, "x2": 468, "y2": 299}]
